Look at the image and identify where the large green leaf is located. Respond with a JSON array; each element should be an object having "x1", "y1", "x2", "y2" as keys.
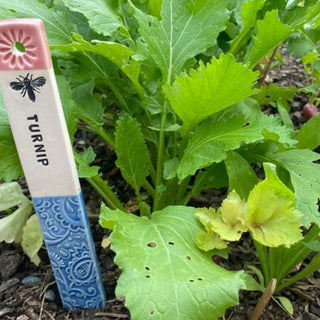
[
  {"x1": 176, "y1": 108, "x2": 295, "y2": 180},
  {"x1": 0, "y1": 0, "x2": 73, "y2": 45},
  {"x1": 115, "y1": 114, "x2": 150, "y2": 193},
  {"x1": 21, "y1": 214, "x2": 43, "y2": 266},
  {"x1": 271, "y1": 150, "x2": 320, "y2": 227},
  {"x1": 100, "y1": 205, "x2": 245, "y2": 320},
  {"x1": 132, "y1": 0, "x2": 230, "y2": 82},
  {"x1": 64, "y1": 0, "x2": 128, "y2": 38},
  {"x1": 246, "y1": 10, "x2": 292, "y2": 67},
  {"x1": 164, "y1": 54, "x2": 259, "y2": 132}
]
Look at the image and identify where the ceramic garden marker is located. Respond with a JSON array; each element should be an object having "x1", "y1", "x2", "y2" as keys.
[{"x1": 0, "y1": 18, "x2": 106, "y2": 309}]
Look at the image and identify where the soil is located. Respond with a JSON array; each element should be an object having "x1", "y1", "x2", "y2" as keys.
[{"x1": 0, "y1": 49, "x2": 319, "y2": 320}]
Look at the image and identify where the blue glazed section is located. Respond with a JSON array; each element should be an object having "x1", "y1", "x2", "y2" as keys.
[{"x1": 32, "y1": 192, "x2": 106, "y2": 309}]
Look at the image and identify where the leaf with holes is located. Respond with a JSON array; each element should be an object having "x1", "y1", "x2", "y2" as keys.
[{"x1": 100, "y1": 205, "x2": 245, "y2": 320}]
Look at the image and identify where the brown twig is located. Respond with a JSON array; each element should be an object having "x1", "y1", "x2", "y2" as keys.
[
  {"x1": 95, "y1": 311, "x2": 130, "y2": 318},
  {"x1": 258, "y1": 46, "x2": 279, "y2": 87},
  {"x1": 250, "y1": 278, "x2": 277, "y2": 320}
]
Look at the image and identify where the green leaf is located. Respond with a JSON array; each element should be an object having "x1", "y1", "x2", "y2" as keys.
[
  {"x1": 115, "y1": 114, "x2": 150, "y2": 193},
  {"x1": 0, "y1": 182, "x2": 29, "y2": 211},
  {"x1": 246, "y1": 10, "x2": 292, "y2": 67},
  {"x1": 0, "y1": 182, "x2": 32, "y2": 244},
  {"x1": 21, "y1": 214, "x2": 43, "y2": 266},
  {"x1": 72, "y1": 80, "x2": 104, "y2": 125},
  {"x1": 234, "y1": 0, "x2": 266, "y2": 30},
  {"x1": 56, "y1": 76, "x2": 77, "y2": 138},
  {"x1": 245, "y1": 163, "x2": 303, "y2": 247},
  {"x1": 254, "y1": 83, "x2": 297, "y2": 108},
  {"x1": 242, "y1": 272, "x2": 264, "y2": 292},
  {"x1": 176, "y1": 108, "x2": 295, "y2": 180},
  {"x1": 148, "y1": 0, "x2": 162, "y2": 19},
  {"x1": 230, "y1": 0, "x2": 266, "y2": 54},
  {"x1": 282, "y1": 1, "x2": 320, "y2": 28},
  {"x1": 196, "y1": 229, "x2": 228, "y2": 252},
  {"x1": 132, "y1": 0, "x2": 230, "y2": 81},
  {"x1": 247, "y1": 265, "x2": 265, "y2": 288},
  {"x1": 225, "y1": 151, "x2": 259, "y2": 200},
  {"x1": 64, "y1": 0, "x2": 128, "y2": 37},
  {"x1": 52, "y1": 34, "x2": 144, "y2": 97},
  {"x1": 100, "y1": 205, "x2": 245, "y2": 320},
  {"x1": 0, "y1": 203, "x2": 33, "y2": 243},
  {"x1": 278, "y1": 296, "x2": 294, "y2": 315},
  {"x1": 287, "y1": 33, "x2": 317, "y2": 59},
  {"x1": 295, "y1": 114, "x2": 320, "y2": 150},
  {"x1": 277, "y1": 100, "x2": 294, "y2": 130},
  {"x1": 165, "y1": 54, "x2": 259, "y2": 132},
  {"x1": 190, "y1": 163, "x2": 229, "y2": 198},
  {"x1": 0, "y1": 98, "x2": 23, "y2": 181},
  {"x1": 210, "y1": 191, "x2": 248, "y2": 242},
  {"x1": 270, "y1": 149, "x2": 320, "y2": 227},
  {"x1": 0, "y1": 0, "x2": 73, "y2": 45},
  {"x1": 196, "y1": 207, "x2": 229, "y2": 250},
  {"x1": 302, "y1": 240, "x2": 320, "y2": 252},
  {"x1": 75, "y1": 147, "x2": 100, "y2": 178}
]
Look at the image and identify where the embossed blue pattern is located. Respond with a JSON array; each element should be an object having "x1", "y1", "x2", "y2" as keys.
[{"x1": 32, "y1": 192, "x2": 106, "y2": 309}]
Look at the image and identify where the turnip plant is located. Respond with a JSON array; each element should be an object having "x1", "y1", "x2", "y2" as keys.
[{"x1": 0, "y1": 0, "x2": 320, "y2": 318}]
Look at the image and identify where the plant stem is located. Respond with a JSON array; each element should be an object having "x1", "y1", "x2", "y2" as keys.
[
  {"x1": 84, "y1": 53, "x2": 130, "y2": 113},
  {"x1": 229, "y1": 30, "x2": 250, "y2": 56},
  {"x1": 257, "y1": 46, "x2": 279, "y2": 87},
  {"x1": 176, "y1": 177, "x2": 191, "y2": 204},
  {"x1": 276, "y1": 225, "x2": 319, "y2": 282},
  {"x1": 250, "y1": 279, "x2": 277, "y2": 320},
  {"x1": 153, "y1": 101, "x2": 168, "y2": 211},
  {"x1": 143, "y1": 180, "x2": 155, "y2": 199},
  {"x1": 90, "y1": 122, "x2": 115, "y2": 148},
  {"x1": 87, "y1": 175, "x2": 126, "y2": 211},
  {"x1": 254, "y1": 240, "x2": 270, "y2": 286},
  {"x1": 276, "y1": 252, "x2": 320, "y2": 293}
]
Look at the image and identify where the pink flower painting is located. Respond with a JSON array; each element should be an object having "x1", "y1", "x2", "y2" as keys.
[{"x1": 0, "y1": 29, "x2": 36, "y2": 69}]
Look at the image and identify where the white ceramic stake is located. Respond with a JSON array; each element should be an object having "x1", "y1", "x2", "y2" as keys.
[{"x1": 0, "y1": 18, "x2": 106, "y2": 309}]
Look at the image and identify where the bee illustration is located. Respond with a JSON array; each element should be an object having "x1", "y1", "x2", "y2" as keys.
[{"x1": 10, "y1": 73, "x2": 46, "y2": 103}]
